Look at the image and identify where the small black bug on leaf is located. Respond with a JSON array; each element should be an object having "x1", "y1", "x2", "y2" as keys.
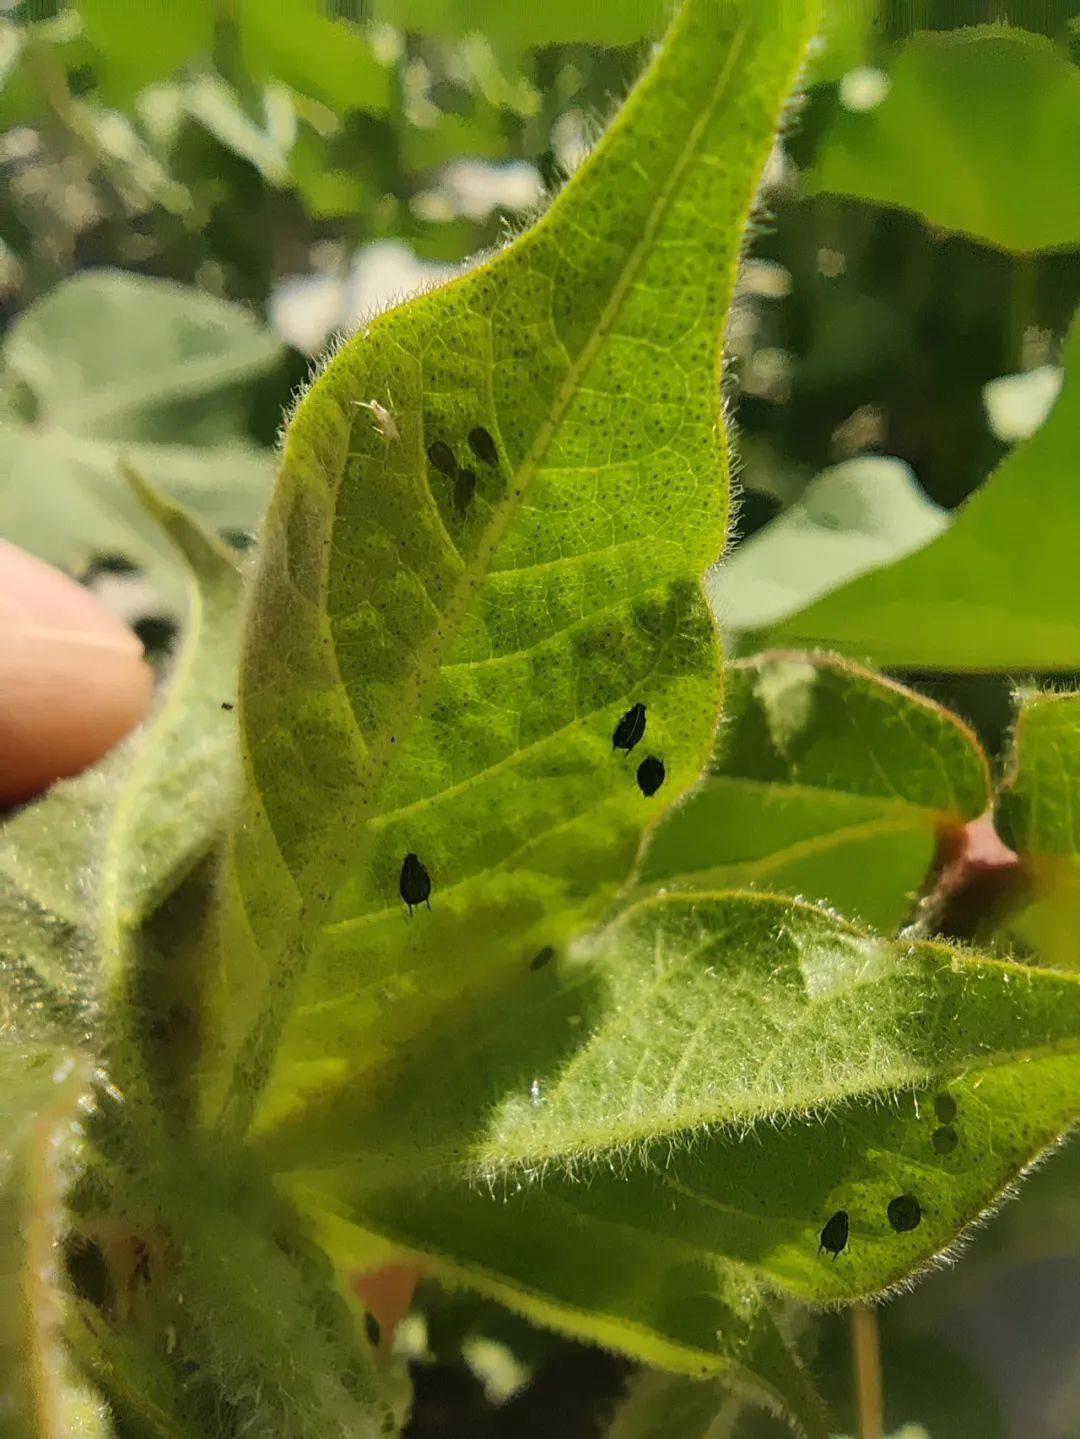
[
  {"x1": 886, "y1": 1194, "x2": 922, "y2": 1232},
  {"x1": 399, "y1": 853, "x2": 432, "y2": 915},
  {"x1": 636, "y1": 755, "x2": 665, "y2": 797},
  {"x1": 529, "y1": 945, "x2": 555, "y2": 972},
  {"x1": 819, "y1": 1210, "x2": 849, "y2": 1258},
  {"x1": 364, "y1": 1312, "x2": 381, "y2": 1347},
  {"x1": 468, "y1": 426, "x2": 499, "y2": 465},
  {"x1": 454, "y1": 468, "x2": 477, "y2": 512},
  {"x1": 427, "y1": 440, "x2": 457, "y2": 478},
  {"x1": 934, "y1": 1093, "x2": 957, "y2": 1124},
  {"x1": 221, "y1": 702, "x2": 234, "y2": 712},
  {"x1": 612, "y1": 702, "x2": 647, "y2": 754}
]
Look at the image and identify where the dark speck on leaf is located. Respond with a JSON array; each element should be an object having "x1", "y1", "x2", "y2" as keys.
[
  {"x1": 399, "y1": 853, "x2": 431, "y2": 915},
  {"x1": 612, "y1": 702, "x2": 646, "y2": 754},
  {"x1": 454, "y1": 468, "x2": 477, "y2": 512},
  {"x1": 221, "y1": 529, "x2": 256, "y2": 551},
  {"x1": 529, "y1": 945, "x2": 555, "y2": 972},
  {"x1": 221, "y1": 702, "x2": 234, "y2": 711},
  {"x1": 934, "y1": 1093, "x2": 957, "y2": 1124},
  {"x1": 468, "y1": 425, "x2": 499, "y2": 465},
  {"x1": 932, "y1": 1126, "x2": 958, "y2": 1154},
  {"x1": 887, "y1": 1194, "x2": 922, "y2": 1232},
  {"x1": 364, "y1": 1312, "x2": 380, "y2": 1347},
  {"x1": 427, "y1": 440, "x2": 457, "y2": 477},
  {"x1": 819, "y1": 1209, "x2": 848, "y2": 1258},
  {"x1": 636, "y1": 755, "x2": 665, "y2": 797},
  {"x1": 133, "y1": 615, "x2": 178, "y2": 656}
]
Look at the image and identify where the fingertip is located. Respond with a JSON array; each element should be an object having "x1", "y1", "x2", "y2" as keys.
[{"x1": 0, "y1": 540, "x2": 155, "y2": 805}]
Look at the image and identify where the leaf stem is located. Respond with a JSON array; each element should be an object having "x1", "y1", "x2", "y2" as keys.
[{"x1": 851, "y1": 1301, "x2": 884, "y2": 1439}]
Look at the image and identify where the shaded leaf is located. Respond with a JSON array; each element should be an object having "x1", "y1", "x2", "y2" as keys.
[
  {"x1": 239, "y1": 0, "x2": 390, "y2": 114},
  {"x1": 808, "y1": 28, "x2": 1080, "y2": 253},
  {"x1": 711, "y1": 457, "x2": 948, "y2": 633},
  {"x1": 0, "y1": 480, "x2": 244, "y2": 1066},
  {"x1": 0, "y1": 1044, "x2": 112, "y2": 1439},
  {"x1": 638, "y1": 652, "x2": 989, "y2": 930},
  {"x1": 272, "y1": 890, "x2": 1079, "y2": 1399},
  {"x1": 763, "y1": 315, "x2": 1080, "y2": 670},
  {"x1": 207, "y1": 0, "x2": 821, "y2": 1133}
]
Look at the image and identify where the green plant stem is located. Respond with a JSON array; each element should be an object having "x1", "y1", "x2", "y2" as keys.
[{"x1": 851, "y1": 1302, "x2": 884, "y2": 1439}]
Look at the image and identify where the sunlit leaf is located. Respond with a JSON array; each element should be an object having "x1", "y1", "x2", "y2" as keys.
[
  {"x1": 638, "y1": 652, "x2": 989, "y2": 930},
  {"x1": 275, "y1": 892, "x2": 1079, "y2": 1379},
  {"x1": 809, "y1": 27, "x2": 1080, "y2": 253},
  {"x1": 206, "y1": 0, "x2": 822, "y2": 1134},
  {"x1": 763, "y1": 315, "x2": 1080, "y2": 670}
]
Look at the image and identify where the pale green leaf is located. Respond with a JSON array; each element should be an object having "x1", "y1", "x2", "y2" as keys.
[
  {"x1": 763, "y1": 315, "x2": 1080, "y2": 670},
  {"x1": 638, "y1": 652, "x2": 989, "y2": 931},
  {"x1": 711, "y1": 458, "x2": 949, "y2": 633},
  {"x1": 808, "y1": 27, "x2": 1080, "y2": 253},
  {"x1": 0, "y1": 271, "x2": 278, "y2": 593},
  {"x1": 995, "y1": 689, "x2": 1080, "y2": 971},
  {"x1": 273, "y1": 893, "x2": 1080, "y2": 1366},
  {"x1": 0, "y1": 1045, "x2": 112, "y2": 1439},
  {"x1": 0, "y1": 480, "x2": 244, "y2": 1072},
  {"x1": 605, "y1": 1370, "x2": 749, "y2": 1439},
  {"x1": 208, "y1": 0, "x2": 822, "y2": 1133},
  {"x1": 238, "y1": 0, "x2": 390, "y2": 114}
]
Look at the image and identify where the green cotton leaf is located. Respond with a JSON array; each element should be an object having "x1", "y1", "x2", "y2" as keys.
[
  {"x1": 273, "y1": 892, "x2": 1080, "y2": 1369},
  {"x1": 808, "y1": 27, "x2": 1080, "y2": 254},
  {"x1": 369, "y1": 0, "x2": 671, "y2": 44},
  {"x1": 206, "y1": 0, "x2": 822, "y2": 1134},
  {"x1": 605, "y1": 1370, "x2": 759, "y2": 1439},
  {"x1": 995, "y1": 689, "x2": 1080, "y2": 972},
  {"x1": 0, "y1": 1045, "x2": 113, "y2": 1439},
  {"x1": 238, "y1": 0, "x2": 390, "y2": 114},
  {"x1": 0, "y1": 478, "x2": 244, "y2": 1065},
  {"x1": 77, "y1": 0, "x2": 213, "y2": 106},
  {"x1": 711, "y1": 458, "x2": 949, "y2": 633},
  {"x1": 0, "y1": 271, "x2": 278, "y2": 592},
  {"x1": 763, "y1": 314, "x2": 1080, "y2": 670},
  {"x1": 637, "y1": 652, "x2": 989, "y2": 931}
]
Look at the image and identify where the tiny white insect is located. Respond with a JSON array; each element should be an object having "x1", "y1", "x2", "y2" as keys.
[{"x1": 353, "y1": 395, "x2": 399, "y2": 444}]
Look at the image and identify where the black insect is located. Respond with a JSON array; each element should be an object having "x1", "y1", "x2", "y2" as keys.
[
  {"x1": 886, "y1": 1194, "x2": 922, "y2": 1233},
  {"x1": 221, "y1": 528, "x2": 256, "y2": 551},
  {"x1": 636, "y1": 755, "x2": 665, "y2": 797},
  {"x1": 933, "y1": 1093, "x2": 957, "y2": 1124},
  {"x1": 468, "y1": 425, "x2": 499, "y2": 466},
  {"x1": 454, "y1": 468, "x2": 477, "y2": 512},
  {"x1": 931, "y1": 1126, "x2": 958, "y2": 1155},
  {"x1": 612, "y1": 702, "x2": 647, "y2": 755},
  {"x1": 427, "y1": 439, "x2": 457, "y2": 478},
  {"x1": 399, "y1": 852, "x2": 432, "y2": 915},
  {"x1": 529, "y1": 945, "x2": 555, "y2": 972},
  {"x1": 133, "y1": 615, "x2": 178, "y2": 656},
  {"x1": 80, "y1": 552, "x2": 139, "y2": 583},
  {"x1": 364, "y1": 1312, "x2": 381, "y2": 1347},
  {"x1": 221, "y1": 702, "x2": 234, "y2": 712},
  {"x1": 819, "y1": 1209, "x2": 849, "y2": 1258}
]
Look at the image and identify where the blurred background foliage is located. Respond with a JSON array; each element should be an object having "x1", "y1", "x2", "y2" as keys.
[{"x1": 0, "y1": 0, "x2": 1077, "y2": 1436}]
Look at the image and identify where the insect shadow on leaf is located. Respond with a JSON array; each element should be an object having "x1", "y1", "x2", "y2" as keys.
[
  {"x1": 399, "y1": 853, "x2": 432, "y2": 916},
  {"x1": 427, "y1": 439, "x2": 457, "y2": 478},
  {"x1": 887, "y1": 1195, "x2": 922, "y2": 1232},
  {"x1": 529, "y1": 945, "x2": 555, "y2": 972},
  {"x1": 467, "y1": 425, "x2": 499, "y2": 466},
  {"x1": 454, "y1": 468, "x2": 477, "y2": 513}
]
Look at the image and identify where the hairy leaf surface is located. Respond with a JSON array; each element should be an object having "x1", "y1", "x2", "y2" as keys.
[
  {"x1": 0, "y1": 1045, "x2": 111, "y2": 1439},
  {"x1": 274, "y1": 892, "x2": 1080, "y2": 1365},
  {"x1": 763, "y1": 315, "x2": 1080, "y2": 669},
  {"x1": 0, "y1": 481, "x2": 243, "y2": 1063},
  {"x1": 638, "y1": 653, "x2": 988, "y2": 930},
  {"x1": 210, "y1": 0, "x2": 821, "y2": 1133}
]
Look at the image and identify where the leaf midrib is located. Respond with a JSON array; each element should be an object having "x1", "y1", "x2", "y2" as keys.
[{"x1": 299, "y1": 11, "x2": 749, "y2": 888}]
